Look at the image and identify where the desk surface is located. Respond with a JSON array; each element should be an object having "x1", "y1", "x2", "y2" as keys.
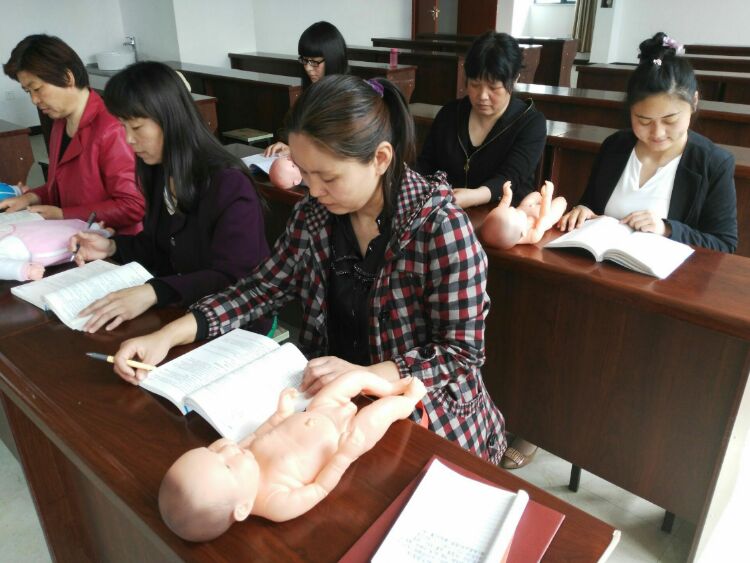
[{"x1": 0, "y1": 277, "x2": 616, "y2": 561}]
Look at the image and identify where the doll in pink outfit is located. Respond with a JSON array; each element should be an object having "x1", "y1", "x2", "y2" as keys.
[
  {"x1": 158, "y1": 371, "x2": 426, "y2": 542},
  {"x1": 480, "y1": 180, "x2": 567, "y2": 249},
  {"x1": 0, "y1": 218, "x2": 107, "y2": 281}
]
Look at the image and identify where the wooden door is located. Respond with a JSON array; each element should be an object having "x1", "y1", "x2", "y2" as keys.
[
  {"x1": 457, "y1": 0, "x2": 497, "y2": 36},
  {"x1": 412, "y1": 0, "x2": 439, "y2": 38}
]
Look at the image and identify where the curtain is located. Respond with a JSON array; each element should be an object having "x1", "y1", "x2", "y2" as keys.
[{"x1": 572, "y1": 0, "x2": 597, "y2": 53}]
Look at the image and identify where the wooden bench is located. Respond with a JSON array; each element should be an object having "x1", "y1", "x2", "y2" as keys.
[
  {"x1": 512, "y1": 83, "x2": 750, "y2": 147},
  {"x1": 683, "y1": 53, "x2": 750, "y2": 74},
  {"x1": 416, "y1": 34, "x2": 578, "y2": 87},
  {"x1": 576, "y1": 63, "x2": 750, "y2": 104},
  {"x1": 227, "y1": 52, "x2": 416, "y2": 102}
]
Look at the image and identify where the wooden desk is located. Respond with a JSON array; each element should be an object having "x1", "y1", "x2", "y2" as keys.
[
  {"x1": 685, "y1": 44, "x2": 750, "y2": 56},
  {"x1": 576, "y1": 63, "x2": 750, "y2": 104},
  {"x1": 467, "y1": 221, "x2": 750, "y2": 558},
  {"x1": 0, "y1": 297, "x2": 617, "y2": 561},
  {"x1": 684, "y1": 53, "x2": 750, "y2": 74},
  {"x1": 416, "y1": 34, "x2": 578, "y2": 87},
  {"x1": 514, "y1": 83, "x2": 750, "y2": 148},
  {"x1": 155, "y1": 61, "x2": 301, "y2": 139},
  {"x1": 0, "y1": 118, "x2": 34, "y2": 185},
  {"x1": 372, "y1": 36, "x2": 472, "y2": 54},
  {"x1": 227, "y1": 52, "x2": 416, "y2": 102},
  {"x1": 348, "y1": 45, "x2": 466, "y2": 104}
]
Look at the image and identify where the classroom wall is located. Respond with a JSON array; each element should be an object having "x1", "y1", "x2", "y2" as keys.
[
  {"x1": 119, "y1": 0, "x2": 180, "y2": 62},
  {"x1": 591, "y1": 0, "x2": 750, "y2": 63},
  {"x1": 520, "y1": 2, "x2": 575, "y2": 38},
  {"x1": 252, "y1": 0, "x2": 411, "y2": 54},
  {"x1": 0, "y1": 0, "x2": 125, "y2": 126},
  {"x1": 173, "y1": 0, "x2": 257, "y2": 67}
]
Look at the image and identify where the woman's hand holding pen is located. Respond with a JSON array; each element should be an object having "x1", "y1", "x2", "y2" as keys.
[
  {"x1": 80, "y1": 284, "x2": 158, "y2": 333},
  {"x1": 69, "y1": 231, "x2": 117, "y2": 266},
  {"x1": 113, "y1": 314, "x2": 199, "y2": 384}
]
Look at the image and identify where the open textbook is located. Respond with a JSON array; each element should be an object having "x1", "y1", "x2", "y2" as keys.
[
  {"x1": 10, "y1": 260, "x2": 152, "y2": 330},
  {"x1": 545, "y1": 216, "x2": 694, "y2": 279},
  {"x1": 141, "y1": 329, "x2": 311, "y2": 441},
  {"x1": 372, "y1": 459, "x2": 529, "y2": 563},
  {"x1": 241, "y1": 153, "x2": 277, "y2": 175}
]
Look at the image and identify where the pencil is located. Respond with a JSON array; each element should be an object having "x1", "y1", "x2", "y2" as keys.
[
  {"x1": 70, "y1": 211, "x2": 98, "y2": 261},
  {"x1": 86, "y1": 352, "x2": 156, "y2": 371}
]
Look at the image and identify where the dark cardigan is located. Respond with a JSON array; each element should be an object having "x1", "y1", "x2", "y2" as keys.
[
  {"x1": 579, "y1": 129, "x2": 738, "y2": 253},
  {"x1": 415, "y1": 95, "x2": 547, "y2": 205},
  {"x1": 114, "y1": 167, "x2": 270, "y2": 305}
]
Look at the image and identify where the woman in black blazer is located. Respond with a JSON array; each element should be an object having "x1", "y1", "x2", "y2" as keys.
[{"x1": 559, "y1": 32, "x2": 737, "y2": 253}]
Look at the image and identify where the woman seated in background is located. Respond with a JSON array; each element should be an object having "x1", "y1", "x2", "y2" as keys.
[
  {"x1": 559, "y1": 32, "x2": 737, "y2": 253},
  {"x1": 264, "y1": 20, "x2": 349, "y2": 157},
  {"x1": 415, "y1": 31, "x2": 546, "y2": 209},
  {"x1": 110, "y1": 75, "x2": 507, "y2": 466},
  {"x1": 69, "y1": 62, "x2": 269, "y2": 334},
  {"x1": 1, "y1": 34, "x2": 144, "y2": 234},
  {"x1": 508, "y1": 32, "x2": 740, "y2": 473}
]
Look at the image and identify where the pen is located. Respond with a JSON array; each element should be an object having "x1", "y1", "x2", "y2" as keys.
[
  {"x1": 70, "y1": 211, "x2": 97, "y2": 261},
  {"x1": 86, "y1": 352, "x2": 156, "y2": 371}
]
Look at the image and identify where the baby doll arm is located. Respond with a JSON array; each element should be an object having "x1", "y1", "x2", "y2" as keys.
[
  {"x1": 519, "y1": 181, "x2": 567, "y2": 244},
  {"x1": 0, "y1": 260, "x2": 43, "y2": 281}
]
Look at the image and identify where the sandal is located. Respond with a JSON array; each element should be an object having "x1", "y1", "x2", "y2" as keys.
[{"x1": 501, "y1": 440, "x2": 538, "y2": 470}]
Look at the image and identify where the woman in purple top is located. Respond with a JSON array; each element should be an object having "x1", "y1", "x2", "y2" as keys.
[{"x1": 70, "y1": 62, "x2": 269, "y2": 333}]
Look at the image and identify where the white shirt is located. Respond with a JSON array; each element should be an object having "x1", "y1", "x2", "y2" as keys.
[{"x1": 604, "y1": 149, "x2": 681, "y2": 220}]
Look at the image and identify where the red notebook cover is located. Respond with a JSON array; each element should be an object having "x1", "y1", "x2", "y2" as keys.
[{"x1": 339, "y1": 455, "x2": 565, "y2": 563}]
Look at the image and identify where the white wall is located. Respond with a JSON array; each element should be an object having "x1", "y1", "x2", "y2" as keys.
[
  {"x1": 592, "y1": 0, "x2": 750, "y2": 63},
  {"x1": 521, "y1": 2, "x2": 575, "y2": 38},
  {"x1": 173, "y1": 0, "x2": 256, "y2": 67},
  {"x1": 119, "y1": 0, "x2": 180, "y2": 62},
  {"x1": 252, "y1": 0, "x2": 411, "y2": 55},
  {"x1": 0, "y1": 0, "x2": 125, "y2": 126}
]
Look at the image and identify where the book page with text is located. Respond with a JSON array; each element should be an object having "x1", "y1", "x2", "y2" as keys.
[
  {"x1": 10, "y1": 259, "x2": 119, "y2": 310},
  {"x1": 141, "y1": 329, "x2": 280, "y2": 412},
  {"x1": 42, "y1": 261, "x2": 152, "y2": 330},
  {"x1": 185, "y1": 342, "x2": 311, "y2": 441},
  {"x1": 546, "y1": 216, "x2": 633, "y2": 261},
  {"x1": 373, "y1": 459, "x2": 528, "y2": 563}
]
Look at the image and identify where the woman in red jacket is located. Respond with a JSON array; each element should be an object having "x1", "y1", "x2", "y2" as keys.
[{"x1": 1, "y1": 34, "x2": 144, "y2": 234}]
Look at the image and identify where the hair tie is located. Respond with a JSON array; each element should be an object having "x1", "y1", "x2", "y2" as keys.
[
  {"x1": 653, "y1": 58, "x2": 662, "y2": 67},
  {"x1": 662, "y1": 35, "x2": 685, "y2": 55},
  {"x1": 366, "y1": 78, "x2": 384, "y2": 98}
]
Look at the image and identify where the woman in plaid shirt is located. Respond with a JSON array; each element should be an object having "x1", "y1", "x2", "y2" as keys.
[{"x1": 113, "y1": 75, "x2": 506, "y2": 464}]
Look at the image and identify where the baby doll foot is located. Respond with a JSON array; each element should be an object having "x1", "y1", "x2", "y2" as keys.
[{"x1": 403, "y1": 377, "x2": 426, "y2": 400}]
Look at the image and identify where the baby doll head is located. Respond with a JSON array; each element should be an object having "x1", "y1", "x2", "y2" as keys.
[
  {"x1": 269, "y1": 155, "x2": 302, "y2": 189},
  {"x1": 480, "y1": 206, "x2": 528, "y2": 250},
  {"x1": 159, "y1": 438, "x2": 260, "y2": 542}
]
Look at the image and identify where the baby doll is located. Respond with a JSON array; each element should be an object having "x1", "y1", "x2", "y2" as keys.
[
  {"x1": 0, "y1": 218, "x2": 108, "y2": 281},
  {"x1": 158, "y1": 371, "x2": 426, "y2": 542},
  {"x1": 268, "y1": 155, "x2": 303, "y2": 189},
  {"x1": 480, "y1": 180, "x2": 567, "y2": 250}
]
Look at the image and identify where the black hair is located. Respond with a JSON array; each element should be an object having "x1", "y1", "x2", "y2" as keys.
[
  {"x1": 284, "y1": 75, "x2": 415, "y2": 216},
  {"x1": 103, "y1": 61, "x2": 255, "y2": 213},
  {"x1": 297, "y1": 21, "x2": 349, "y2": 88},
  {"x1": 3, "y1": 34, "x2": 89, "y2": 89},
  {"x1": 463, "y1": 31, "x2": 523, "y2": 92},
  {"x1": 626, "y1": 32, "x2": 697, "y2": 108}
]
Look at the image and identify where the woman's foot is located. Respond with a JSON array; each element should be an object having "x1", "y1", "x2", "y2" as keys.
[{"x1": 501, "y1": 438, "x2": 538, "y2": 470}]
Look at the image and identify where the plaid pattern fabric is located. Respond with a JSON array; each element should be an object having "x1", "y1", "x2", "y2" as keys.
[{"x1": 191, "y1": 167, "x2": 506, "y2": 464}]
